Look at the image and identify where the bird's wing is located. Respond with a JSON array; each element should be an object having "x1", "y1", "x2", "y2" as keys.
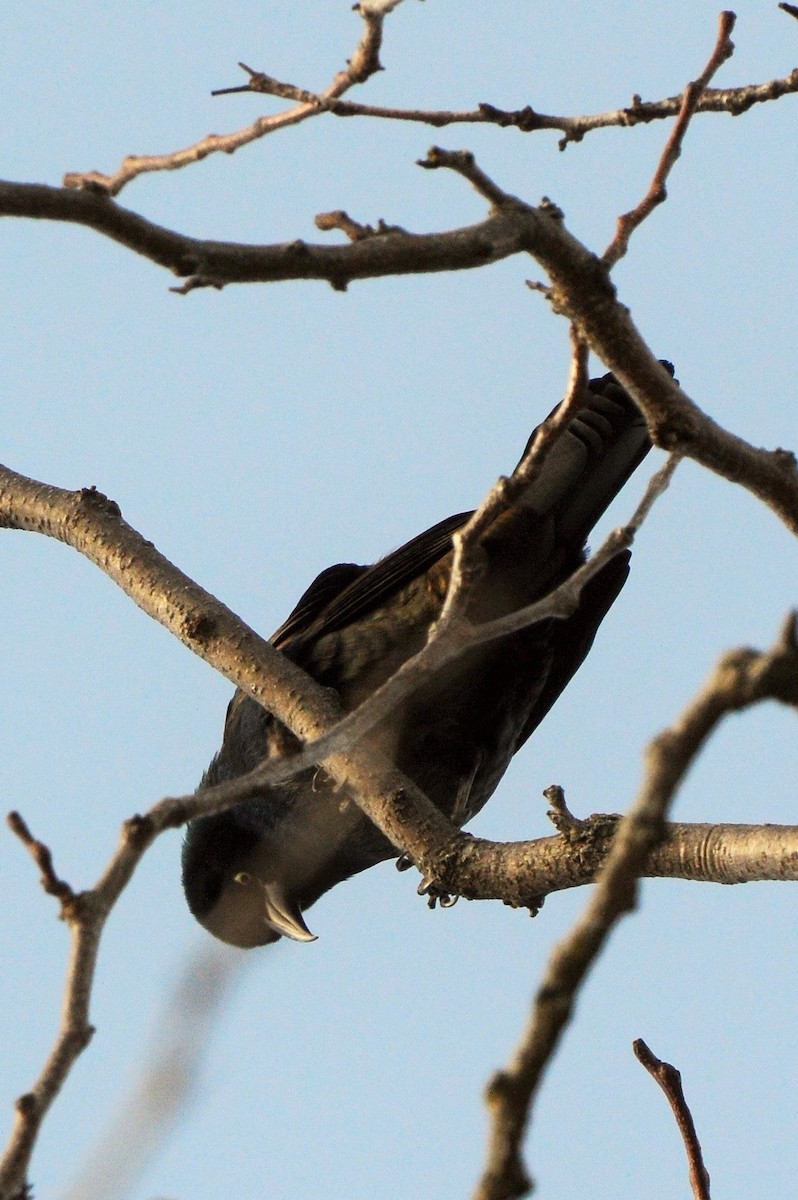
[
  {"x1": 273, "y1": 368, "x2": 661, "y2": 656},
  {"x1": 273, "y1": 511, "x2": 473, "y2": 655},
  {"x1": 271, "y1": 562, "x2": 368, "y2": 649},
  {"x1": 514, "y1": 549, "x2": 631, "y2": 750}
]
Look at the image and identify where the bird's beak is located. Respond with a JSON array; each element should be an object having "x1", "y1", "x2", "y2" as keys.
[{"x1": 263, "y1": 884, "x2": 318, "y2": 942}]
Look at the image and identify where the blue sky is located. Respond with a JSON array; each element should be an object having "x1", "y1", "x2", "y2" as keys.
[{"x1": 2, "y1": 4, "x2": 797, "y2": 1198}]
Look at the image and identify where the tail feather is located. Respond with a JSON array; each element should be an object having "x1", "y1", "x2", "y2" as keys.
[{"x1": 516, "y1": 373, "x2": 651, "y2": 550}]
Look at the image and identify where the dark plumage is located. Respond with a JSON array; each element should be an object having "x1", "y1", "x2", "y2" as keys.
[{"x1": 183, "y1": 370, "x2": 655, "y2": 947}]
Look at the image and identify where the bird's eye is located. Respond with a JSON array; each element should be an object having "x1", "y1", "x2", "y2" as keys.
[{"x1": 234, "y1": 871, "x2": 252, "y2": 886}]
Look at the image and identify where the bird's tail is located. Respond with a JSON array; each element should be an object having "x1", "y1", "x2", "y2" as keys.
[
  {"x1": 467, "y1": 366, "x2": 669, "y2": 627},
  {"x1": 513, "y1": 370, "x2": 657, "y2": 550}
]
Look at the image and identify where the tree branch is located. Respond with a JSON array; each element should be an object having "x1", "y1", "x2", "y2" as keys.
[
  {"x1": 0, "y1": 409, "x2": 680, "y2": 874},
  {"x1": 0, "y1": 130, "x2": 795, "y2": 554},
  {"x1": 633, "y1": 1039, "x2": 712, "y2": 1200},
  {"x1": 1, "y1": 456, "x2": 795, "y2": 1198},
  {"x1": 1, "y1": 453, "x2": 796, "y2": 908},
  {"x1": 9, "y1": 154, "x2": 788, "y2": 545},
  {"x1": 210, "y1": 70, "x2": 798, "y2": 150},
  {"x1": 0, "y1": 179, "x2": 530, "y2": 292},
  {"x1": 0, "y1": 466, "x2": 458, "y2": 864},
  {"x1": 603, "y1": 11, "x2": 736, "y2": 267},
  {"x1": 60, "y1": 1, "x2": 404, "y2": 197},
  {"x1": 414, "y1": 148, "x2": 798, "y2": 539},
  {"x1": 472, "y1": 613, "x2": 798, "y2": 1200},
  {"x1": 109, "y1": 35, "x2": 796, "y2": 187}
]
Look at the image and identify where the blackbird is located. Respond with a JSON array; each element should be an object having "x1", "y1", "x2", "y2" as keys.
[{"x1": 182, "y1": 370, "x2": 653, "y2": 947}]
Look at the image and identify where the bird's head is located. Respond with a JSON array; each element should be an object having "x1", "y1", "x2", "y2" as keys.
[{"x1": 181, "y1": 807, "x2": 317, "y2": 948}]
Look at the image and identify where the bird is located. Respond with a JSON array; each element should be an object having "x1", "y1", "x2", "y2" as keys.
[{"x1": 182, "y1": 368, "x2": 659, "y2": 948}]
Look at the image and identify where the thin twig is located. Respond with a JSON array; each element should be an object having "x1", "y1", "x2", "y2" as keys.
[
  {"x1": 6, "y1": 812, "x2": 74, "y2": 907},
  {"x1": 58, "y1": 8, "x2": 797, "y2": 197},
  {"x1": 314, "y1": 210, "x2": 409, "y2": 241},
  {"x1": 61, "y1": 3, "x2": 402, "y2": 196},
  {"x1": 210, "y1": 64, "x2": 798, "y2": 151},
  {"x1": 0, "y1": 820, "x2": 105, "y2": 1200},
  {"x1": 633, "y1": 1039, "x2": 712, "y2": 1200},
  {"x1": 436, "y1": 332, "x2": 589, "y2": 631},
  {"x1": 417, "y1": 145, "x2": 523, "y2": 209},
  {"x1": 603, "y1": 11, "x2": 736, "y2": 267}
]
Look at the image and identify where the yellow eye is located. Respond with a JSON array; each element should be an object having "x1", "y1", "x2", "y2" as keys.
[{"x1": 234, "y1": 871, "x2": 252, "y2": 886}]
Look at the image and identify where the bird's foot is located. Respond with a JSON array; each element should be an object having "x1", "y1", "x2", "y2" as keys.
[
  {"x1": 417, "y1": 874, "x2": 459, "y2": 910},
  {"x1": 396, "y1": 855, "x2": 459, "y2": 908}
]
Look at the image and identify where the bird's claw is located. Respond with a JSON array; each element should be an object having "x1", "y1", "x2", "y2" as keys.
[
  {"x1": 416, "y1": 874, "x2": 459, "y2": 910},
  {"x1": 397, "y1": 855, "x2": 458, "y2": 906}
]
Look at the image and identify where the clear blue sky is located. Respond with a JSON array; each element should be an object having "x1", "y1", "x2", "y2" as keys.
[{"x1": 2, "y1": 4, "x2": 796, "y2": 1198}]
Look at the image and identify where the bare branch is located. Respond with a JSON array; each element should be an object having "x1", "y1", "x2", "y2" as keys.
[
  {"x1": 1, "y1": 818, "x2": 103, "y2": 1199},
  {"x1": 51, "y1": 6, "x2": 798, "y2": 205},
  {"x1": 472, "y1": 614, "x2": 798, "y2": 1200},
  {"x1": 0, "y1": 465, "x2": 457, "y2": 868},
  {"x1": 7, "y1": 146, "x2": 796, "y2": 544},
  {"x1": 0, "y1": 814, "x2": 237, "y2": 1200},
  {"x1": 411, "y1": 145, "x2": 798, "y2": 541},
  {"x1": 418, "y1": 145, "x2": 522, "y2": 209},
  {"x1": 6, "y1": 812, "x2": 75, "y2": 907},
  {"x1": 211, "y1": 64, "x2": 798, "y2": 151},
  {"x1": 0, "y1": 373, "x2": 679, "y2": 849},
  {"x1": 61, "y1": 3, "x2": 401, "y2": 197},
  {"x1": 2, "y1": 454, "x2": 796, "y2": 914},
  {"x1": 603, "y1": 11, "x2": 737, "y2": 267},
  {"x1": 0, "y1": 438, "x2": 675, "y2": 895},
  {"x1": 1, "y1": 461, "x2": 795, "y2": 909},
  {"x1": 633, "y1": 1039, "x2": 712, "y2": 1200},
  {"x1": 438, "y1": 333, "x2": 589, "y2": 630},
  {"x1": 0, "y1": 180, "x2": 528, "y2": 292}
]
